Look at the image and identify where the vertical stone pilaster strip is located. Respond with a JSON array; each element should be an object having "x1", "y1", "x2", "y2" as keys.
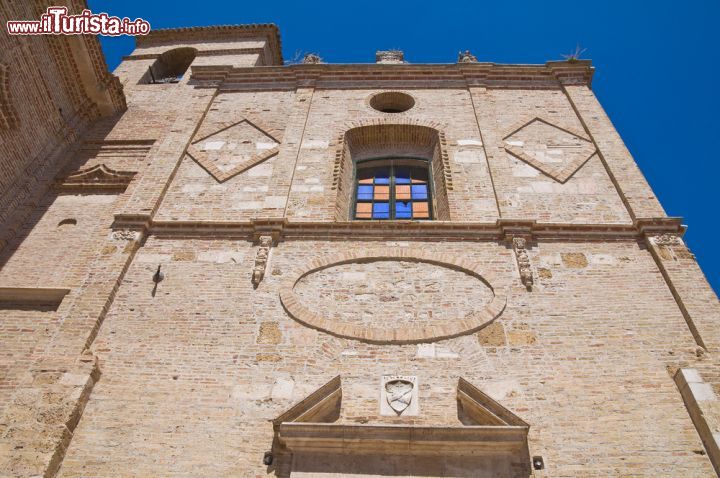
[
  {"x1": 646, "y1": 234, "x2": 720, "y2": 351},
  {"x1": 674, "y1": 369, "x2": 720, "y2": 475},
  {"x1": 263, "y1": 86, "x2": 315, "y2": 218},
  {"x1": 116, "y1": 88, "x2": 217, "y2": 224},
  {"x1": 562, "y1": 84, "x2": 666, "y2": 220},
  {"x1": 467, "y1": 86, "x2": 503, "y2": 219},
  {"x1": 0, "y1": 230, "x2": 143, "y2": 477}
]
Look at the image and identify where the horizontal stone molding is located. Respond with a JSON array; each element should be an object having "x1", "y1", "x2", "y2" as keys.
[
  {"x1": 135, "y1": 24, "x2": 283, "y2": 65},
  {"x1": 278, "y1": 423, "x2": 529, "y2": 455},
  {"x1": 117, "y1": 217, "x2": 685, "y2": 242},
  {"x1": 279, "y1": 249, "x2": 507, "y2": 344},
  {"x1": 124, "y1": 48, "x2": 267, "y2": 61},
  {"x1": 189, "y1": 60, "x2": 594, "y2": 91}
]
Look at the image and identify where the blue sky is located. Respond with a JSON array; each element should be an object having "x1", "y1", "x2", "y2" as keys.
[{"x1": 91, "y1": 0, "x2": 720, "y2": 294}]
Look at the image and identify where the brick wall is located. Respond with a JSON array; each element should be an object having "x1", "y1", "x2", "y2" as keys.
[{"x1": 55, "y1": 238, "x2": 713, "y2": 476}]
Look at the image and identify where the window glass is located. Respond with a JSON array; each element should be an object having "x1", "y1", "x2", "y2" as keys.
[{"x1": 354, "y1": 160, "x2": 432, "y2": 220}]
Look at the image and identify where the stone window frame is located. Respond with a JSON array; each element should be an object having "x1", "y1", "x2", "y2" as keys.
[{"x1": 331, "y1": 118, "x2": 454, "y2": 222}]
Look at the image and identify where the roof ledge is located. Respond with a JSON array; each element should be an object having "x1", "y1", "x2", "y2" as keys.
[{"x1": 136, "y1": 24, "x2": 283, "y2": 65}]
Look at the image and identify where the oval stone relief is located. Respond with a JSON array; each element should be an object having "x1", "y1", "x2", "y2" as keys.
[{"x1": 279, "y1": 249, "x2": 506, "y2": 344}]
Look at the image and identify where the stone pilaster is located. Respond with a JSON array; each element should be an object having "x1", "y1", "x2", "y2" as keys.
[
  {"x1": 0, "y1": 230, "x2": 142, "y2": 477},
  {"x1": 263, "y1": 86, "x2": 315, "y2": 217},
  {"x1": 645, "y1": 233, "x2": 720, "y2": 352},
  {"x1": 467, "y1": 86, "x2": 503, "y2": 219},
  {"x1": 563, "y1": 84, "x2": 666, "y2": 220},
  {"x1": 115, "y1": 88, "x2": 217, "y2": 226}
]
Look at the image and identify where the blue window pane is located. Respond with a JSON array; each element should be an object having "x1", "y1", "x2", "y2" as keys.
[
  {"x1": 396, "y1": 201, "x2": 412, "y2": 218},
  {"x1": 374, "y1": 168, "x2": 390, "y2": 184},
  {"x1": 411, "y1": 185, "x2": 428, "y2": 199},
  {"x1": 395, "y1": 168, "x2": 411, "y2": 184},
  {"x1": 373, "y1": 202, "x2": 390, "y2": 219},
  {"x1": 357, "y1": 185, "x2": 373, "y2": 200}
]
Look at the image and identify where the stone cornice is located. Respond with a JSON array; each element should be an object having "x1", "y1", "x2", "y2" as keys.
[
  {"x1": 111, "y1": 216, "x2": 684, "y2": 242},
  {"x1": 135, "y1": 24, "x2": 283, "y2": 65},
  {"x1": 123, "y1": 48, "x2": 267, "y2": 61},
  {"x1": 278, "y1": 423, "x2": 529, "y2": 455},
  {"x1": 189, "y1": 60, "x2": 594, "y2": 90}
]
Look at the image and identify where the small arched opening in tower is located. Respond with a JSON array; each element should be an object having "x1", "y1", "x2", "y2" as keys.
[{"x1": 140, "y1": 47, "x2": 197, "y2": 84}]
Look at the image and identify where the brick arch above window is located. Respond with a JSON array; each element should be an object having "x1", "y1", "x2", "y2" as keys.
[
  {"x1": 331, "y1": 119, "x2": 453, "y2": 221},
  {"x1": 0, "y1": 63, "x2": 19, "y2": 129},
  {"x1": 139, "y1": 47, "x2": 198, "y2": 84}
]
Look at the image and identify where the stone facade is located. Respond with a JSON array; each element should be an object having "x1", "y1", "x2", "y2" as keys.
[{"x1": 1, "y1": 16, "x2": 719, "y2": 478}]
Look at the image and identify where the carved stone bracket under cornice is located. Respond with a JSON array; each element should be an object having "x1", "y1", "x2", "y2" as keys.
[
  {"x1": 110, "y1": 229, "x2": 142, "y2": 242},
  {"x1": 252, "y1": 235, "x2": 274, "y2": 288},
  {"x1": 647, "y1": 232, "x2": 694, "y2": 261},
  {"x1": 650, "y1": 233, "x2": 684, "y2": 247},
  {"x1": 511, "y1": 237, "x2": 534, "y2": 290}
]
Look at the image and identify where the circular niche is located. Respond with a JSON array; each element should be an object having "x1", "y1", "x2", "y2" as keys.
[
  {"x1": 279, "y1": 249, "x2": 506, "y2": 344},
  {"x1": 368, "y1": 91, "x2": 415, "y2": 113}
]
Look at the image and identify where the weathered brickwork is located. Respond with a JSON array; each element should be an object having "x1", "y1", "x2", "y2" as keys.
[
  {"x1": 1, "y1": 21, "x2": 719, "y2": 478},
  {"x1": 0, "y1": 1, "x2": 124, "y2": 251},
  {"x1": 54, "y1": 239, "x2": 712, "y2": 476}
]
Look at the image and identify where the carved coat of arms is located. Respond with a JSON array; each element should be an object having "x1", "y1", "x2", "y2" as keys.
[
  {"x1": 380, "y1": 376, "x2": 418, "y2": 416},
  {"x1": 385, "y1": 379, "x2": 414, "y2": 414}
]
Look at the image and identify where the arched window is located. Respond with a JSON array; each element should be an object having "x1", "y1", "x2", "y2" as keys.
[
  {"x1": 140, "y1": 47, "x2": 197, "y2": 84},
  {"x1": 354, "y1": 158, "x2": 432, "y2": 220}
]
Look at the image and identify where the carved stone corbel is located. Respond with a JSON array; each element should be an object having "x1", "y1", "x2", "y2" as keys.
[
  {"x1": 111, "y1": 229, "x2": 140, "y2": 242},
  {"x1": 512, "y1": 237, "x2": 534, "y2": 290},
  {"x1": 252, "y1": 235, "x2": 273, "y2": 288},
  {"x1": 650, "y1": 233, "x2": 684, "y2": 247},
  {"x1": 648, "y1": 233, "x2": 693, "y2": 261}
]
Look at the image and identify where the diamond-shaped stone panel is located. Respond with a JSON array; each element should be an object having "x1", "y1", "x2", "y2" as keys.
[
  {"x1": 187, "y1": 119, "x2": 280, "y2": 182},
  {"x1": 503, "y1": 118, "x2": 596, "y2": 183}
]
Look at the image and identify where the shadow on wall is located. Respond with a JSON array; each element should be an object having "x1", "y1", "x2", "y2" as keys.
[{"x1": 284, "y1": 453, "x2": 531, "y2": 477}]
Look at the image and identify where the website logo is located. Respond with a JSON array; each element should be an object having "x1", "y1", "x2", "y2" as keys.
[{"x1": 7, "y1": 7, "x2": 150, "y2": 36}]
